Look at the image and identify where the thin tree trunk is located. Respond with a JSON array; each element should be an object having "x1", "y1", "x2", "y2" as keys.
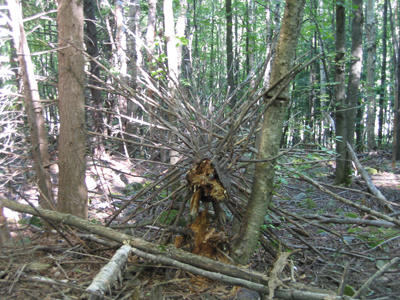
[
  {"x1": 333, "y1": 4, "x2": 348, "y2": 185},
  {"x1": 378, "y1": 0, "x2": 388, "y2": 147},
  {"x1": 164, "y1": 0, "x2": 180, "y2": 165},
  {"x1": 366, "y1": 0, "x2": 377, "y2": 150},
  {"x1": 346, "y1": 0, "x2": 363, "y2": 148},
  {"x1": 336, "y1": 0, "x2": 363, "y2": 185},
  {"x1": 226, "y1": 0, "x2": 235, "y2": 107},
  {"x1": 146, "y1": 0, "x2": 157, "y2": 145},
  {"x1": 8, "y1": 0, "x2": 54, "y2": 212},
  {"x1": 57, "y1": 0, "x2": 88, "y2": 219},
  {"x1": 231, "y1": 0, "x2": 306, "y2": 265},
  {"x1": 126, "y1": 0, "x2": 141, "y2": 149},
  {"x1": 84, "y1": 0, "x2": 104, "y2": 154}
]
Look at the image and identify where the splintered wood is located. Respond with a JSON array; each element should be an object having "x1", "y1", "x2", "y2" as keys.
[
  {"x1": 186, "y1": 159, "x2": 227, "y2": 217},
  {"x1": 174, "y1": 159, "x2": 229, "y2": 261}
]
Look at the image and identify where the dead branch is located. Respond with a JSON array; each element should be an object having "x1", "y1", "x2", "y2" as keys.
[
  {"x1": 287, "y1": 169, "x2": 400, "y2": 227},
  {"x1": 84, "y1": 244, "x2": 131, "y2": 300},
  {"x1": 1, "y1": 197, "x2": 355, "y2": 300},
  {"x1": 347, "y1": 142, "x2": 394, "y2": 213},
  {"x1": 353, "y1": 257, "x2": 400, "y2": 299},
  {"x1": 302, "y1": 214, "x2": 396, "y2": 228}
]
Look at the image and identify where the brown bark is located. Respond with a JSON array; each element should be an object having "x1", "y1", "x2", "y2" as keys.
[
  {"x1": 84, "y1": 0, "x2": 103, "y2": 154},
  {"x1": 8, "y1": 0, "x2": 54, "y2": 212},
  {"x1": 57, "y1": 0, "x2": 88, "y2": 219},
  {"x1": 334, "y1": 4, "x2": 348, "y2": 186},
  {"x1": 231, "y1": 0, "x2": 306, "y2": 265},
  {"x1": 366, "y1": 0, "x2": 377, "y2": 150},
  {"x1": 377, "y1": 0, "x2": 388, "y2": 146}
]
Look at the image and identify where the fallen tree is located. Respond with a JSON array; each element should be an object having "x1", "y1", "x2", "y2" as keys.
[{"x1": 1, "y1": 197, "x2": 354, "y2": 300}]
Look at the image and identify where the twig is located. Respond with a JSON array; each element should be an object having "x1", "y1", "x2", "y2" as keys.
[
  {"x1": 353, "y1": 257, "x2": 400, "y2": 299},
  {"x1": 346, "y1": 142, "x2": 394, "y2": 213},
  {"x1": 337, "y1": 261, "x2": 350, "y2": 296}
]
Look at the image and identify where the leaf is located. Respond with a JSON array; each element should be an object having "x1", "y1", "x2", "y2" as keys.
[{"x1": 344, "y1": 213, "x2": 358, "y2": 218}]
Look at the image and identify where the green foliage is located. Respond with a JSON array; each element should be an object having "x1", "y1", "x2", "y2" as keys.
[{"x1": 344, "y1": 213, "x2": 358, "y2": 219}]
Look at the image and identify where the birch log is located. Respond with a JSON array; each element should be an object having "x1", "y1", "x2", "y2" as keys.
[{"x1": 85, "y1": 245, "x2": 131, "y2": 299}]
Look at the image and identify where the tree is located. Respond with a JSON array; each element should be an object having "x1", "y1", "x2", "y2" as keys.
[
  {"x1": 378, "y1": 0, "x2": 388, "y2": 147},
  {"x1": 84, "y1": 0, "x2": 103, "y2": 154},
  {"x1": 335, "y1": 0, "x2": 364, "y2": 186},
  {"x1": 226, "y1": 0, "x2": 235, "y2": 107},
  {"x1": 57, "y1": 0, "x2": 88, "y2": 219},
  {"x1": 231, "y1": 0, "x2": 306, "y2": 265},
  {"x1": 8, "y1": 0, "x2": 54, "y2": 212},
  {"x1": 366, "y1": 0, "x2": 377, "y2": 150}
]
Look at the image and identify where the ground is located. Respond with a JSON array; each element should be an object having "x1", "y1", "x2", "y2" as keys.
[{"x1": 1, "y1": 150, "x2": 400, "y2": 299}]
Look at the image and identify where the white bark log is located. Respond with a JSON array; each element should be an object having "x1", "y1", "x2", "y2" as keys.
[{"x1": 85, "y1": 245, "x2": 132, "y2": 299}]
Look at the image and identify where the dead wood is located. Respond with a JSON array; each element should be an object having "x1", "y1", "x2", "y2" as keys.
[
  {"x1": 84, "y1": 244, "x2": 132, "y2": 300},
  {"x1": 288, "y1": 169, "x2": 400, "y2": 228},
  {"x1": 1, "y1": 197, "x2": 355, "y2": 300},
  {"x1": 0, "y1": 197, "x2": 268, "y2": 284},
  {"x1": 302, "y1": 214, "x2": 396, "y2": 228},
  {"x1": 353, "y1": 257, "x2": 400, "y2": 299},
  {"x1": 347, "y1": 142, "x2": 395, "y2": 214}
]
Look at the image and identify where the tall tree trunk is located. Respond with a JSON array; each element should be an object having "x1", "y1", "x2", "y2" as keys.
[
  {"x1": 226, "y1": 0, "x2": 235, "y2": 107},
  {"x1": 84, "y1": 0, "x2": 103, "y2": 154},
  {"x1": 394, "y1": 0, "x2": 400, "y2": 162},
  {"x1": 126, "y1": 0, "x2": 141, "y2": 147},
  {"x1": 336, "y1": 0, "x2": 363, "y2": 185},
  {"x1": 378, "y1": 0, "x2": 388, "y2": 147},
  {"x1": 346, "y1": 0, "x2": 364, "y2": 148},
  {"x1": 146, "y1": 0, "x2": 157, "y2": 144},
  {"x1": 333, "y1": 4, "x2": 348, "y2": 185},
  {"x1": 164, "y1": 0, "x2": 180, "y2": 165},
  {"x1": 366, "y1": 0, "x2": 377, "y2": 150},
  {"x1": 57, "y1": 0, "x2": 88, "y2": 219},
  {"x1": 9, "y1": 0, "x2": 54, "y2": 212},
  {"x1": 231, "y1": 0, "x2": 306, "y2": 265},
  {"x1": 175, "y1": 0, "x2": 188, "y2": 78}
]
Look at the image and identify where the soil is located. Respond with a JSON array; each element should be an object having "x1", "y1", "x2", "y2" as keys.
[{"x1": 1, "y1": 150, "x2": 400, "y2": 300}]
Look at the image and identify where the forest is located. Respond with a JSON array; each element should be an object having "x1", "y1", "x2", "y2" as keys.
[{"x1": 0, "y1": 0, "x2": 400, "y2": 299}]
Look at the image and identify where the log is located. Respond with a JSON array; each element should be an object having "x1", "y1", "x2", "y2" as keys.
[
  {"x1": 85, "y1": 244, "x2": 131, "y2": 300},
  {"x1": 0, "y1": 197, "x2": 354, "y2": 300},
  {"x1": 346, "y1": 142, "x2": 394, "y2": 214}
]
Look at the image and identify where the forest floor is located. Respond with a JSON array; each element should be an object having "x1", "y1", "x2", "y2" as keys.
[{"x1": 1, "y1": 150, "x2": 400, "y2": 300}]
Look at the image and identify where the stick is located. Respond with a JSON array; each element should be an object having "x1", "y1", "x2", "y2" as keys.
[
  {"x1": 353, "y1": 257, "x2": 400, "y2": 299},
  {"x1": 346, "y1": 142, "x2": 394, "y2": 213},
  {"x1": 85, "y1": 245, "x2": 132, "y2": 299}
]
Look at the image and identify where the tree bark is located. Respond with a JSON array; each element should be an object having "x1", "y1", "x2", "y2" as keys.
[
  {"x1": 333, "y1": 3, "x2": 347, "y2": 186},
  {"x1": 226, "y1": 0, "x2": 235, "y2": 107},
  {"x1": 231, "y1": 0, "x2": 306, "y2": 265},
  {"x1": 126, "y1": 0, "x2": 141, "y2": 146},
  {"x1": 84, "y1": 0, "x2": 104, "y2": 154},
  {"x1": 346, "y1": 0, "x2": 363, "y2": 148},
  {"x1": 8, "y1": 0, "x2": 54, "y2": 212},
  {"x1": 366, "y1": 0, "x2": 377, "y2": 150},
  {"x1": 57, "y1": 0, "x2": 88, "y2": 219},
  {"x1": 377, "y1": 0, "x2": 388, "y2": 147}
]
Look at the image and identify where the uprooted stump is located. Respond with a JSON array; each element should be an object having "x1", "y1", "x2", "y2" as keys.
[
  {"x1": 174, "y1": 158, "x2": 231, "y2": 261},
  {"x1": 174, "y1": 211, "x2": 230, "y2": 262},
  {"x1": 186, "y1": 158, "x2": 228, "y2": 225}
]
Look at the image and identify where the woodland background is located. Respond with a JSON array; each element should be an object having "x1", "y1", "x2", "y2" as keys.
[{"x1": 0, "y1": 0, "x2": 400, "y2": 299}]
